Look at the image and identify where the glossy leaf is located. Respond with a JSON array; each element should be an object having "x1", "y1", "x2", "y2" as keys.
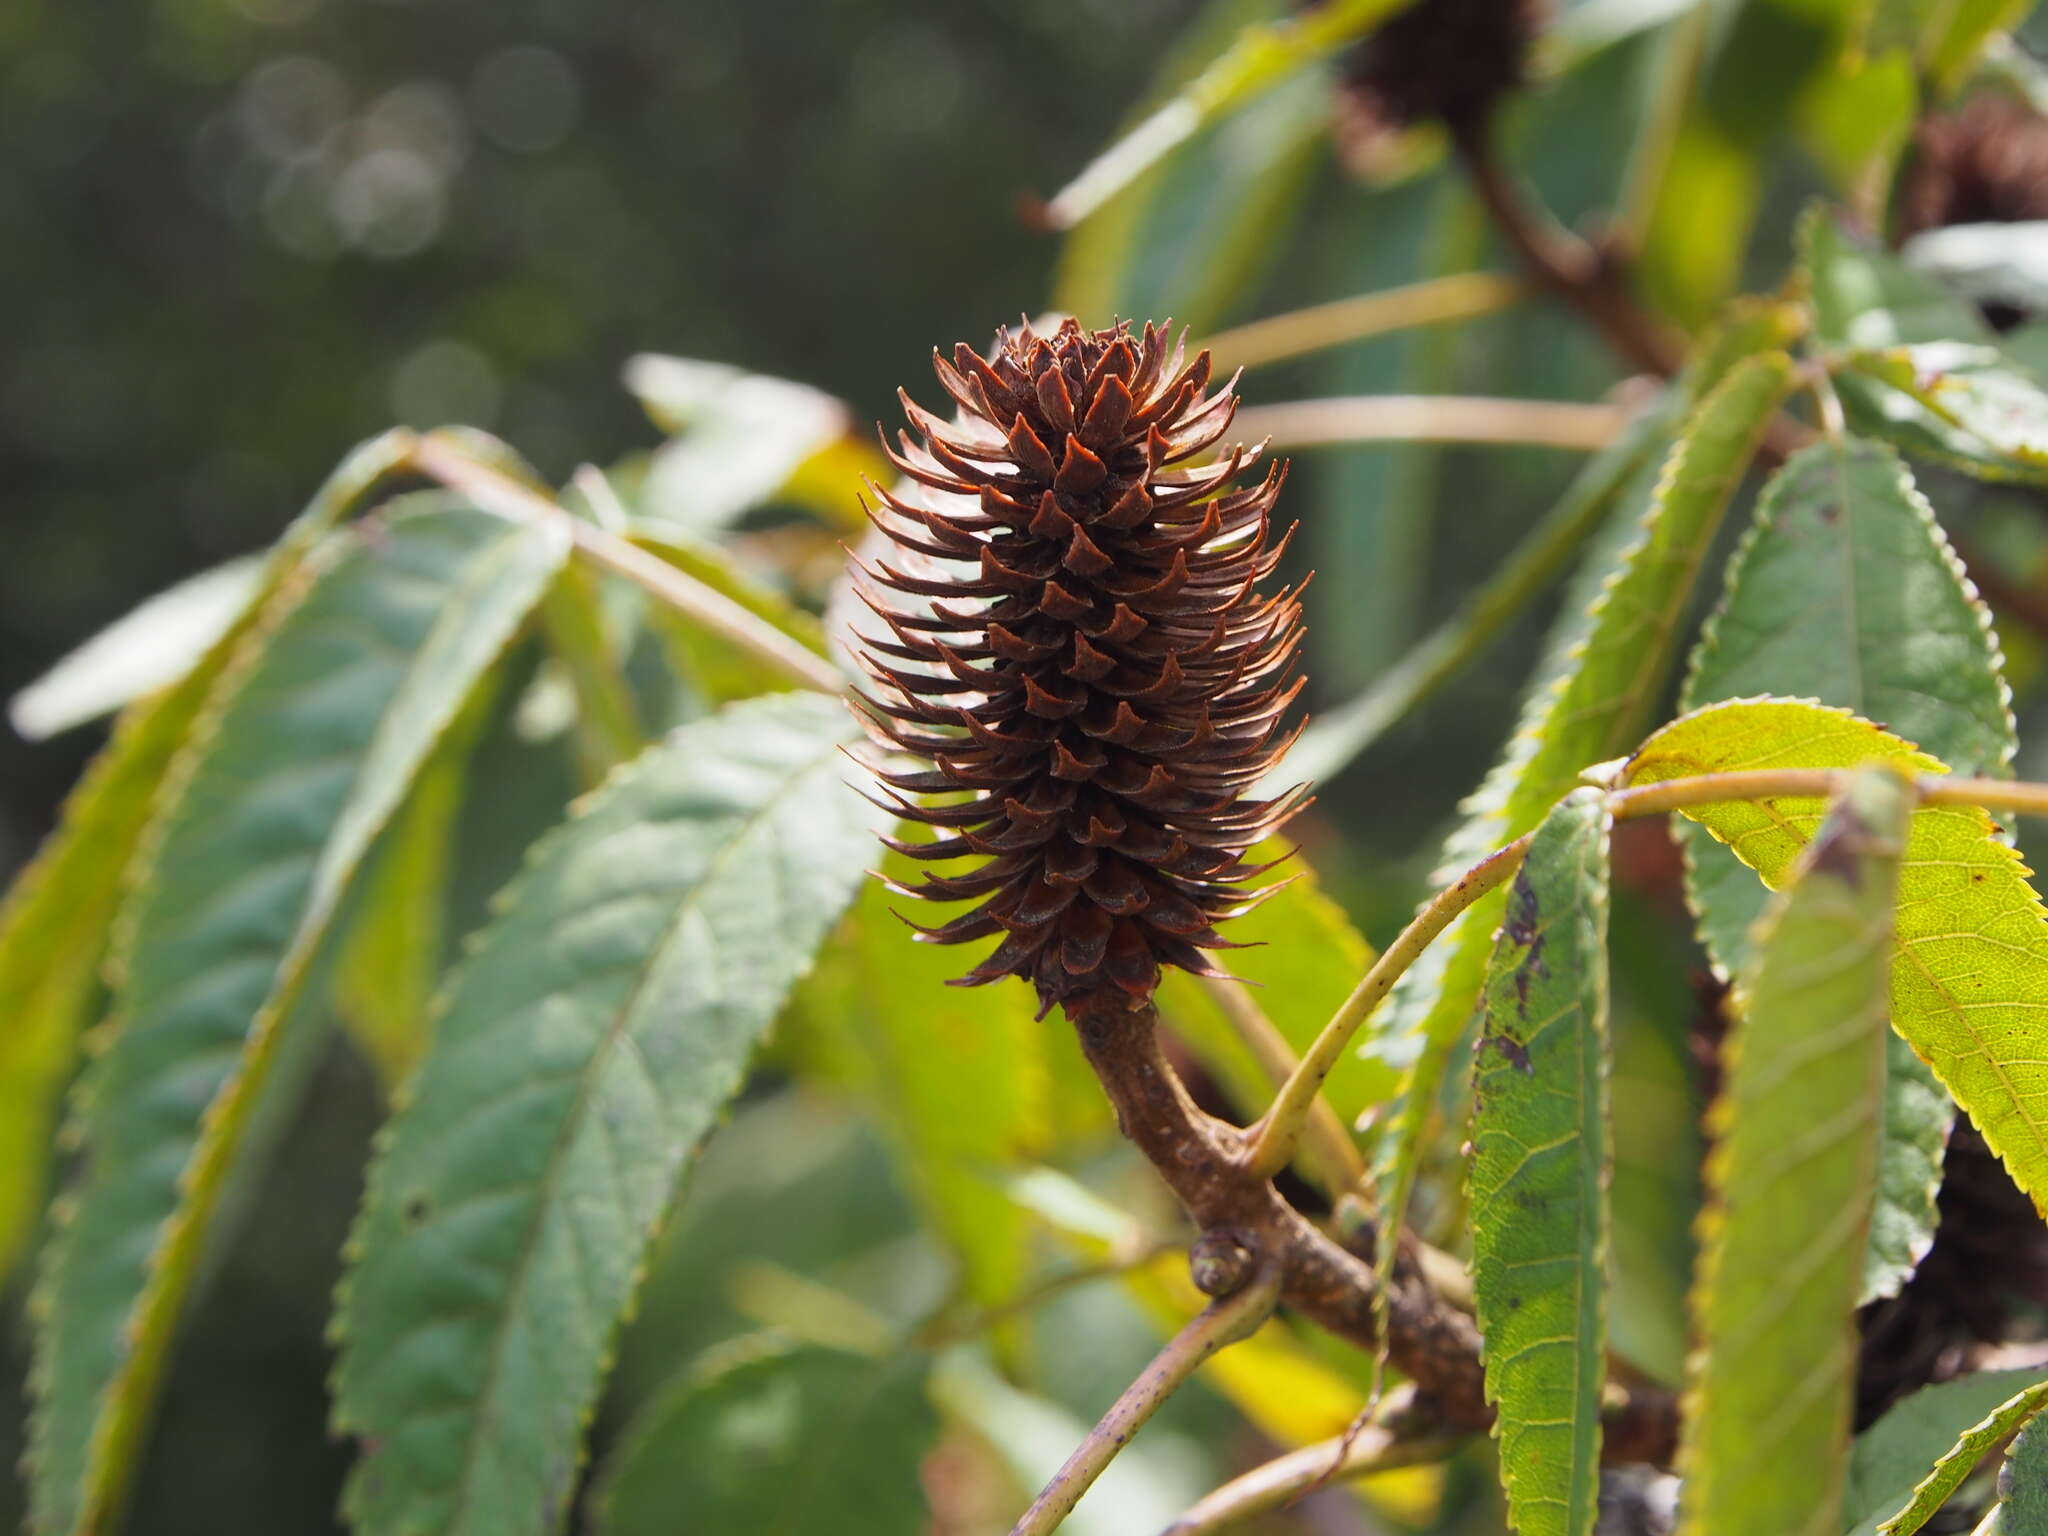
[
  {"x1": 593, "y1": 1343, "x2": 936, "y2": 1536},
  {"x1": 1844, "y1": 1370, "x2": 2048, "y2": 1536},
  {"x1": 1364, "y1": 351, "x2": 1792, "y2": 1311},
  {"x1": 331, "y1": 692, "x2": 886, "y2": 1536},
  {"x1": 536, "y1": 560, "x2": 645, "y2": 782},
  {"x1": 1626, "y1": 698, "x2": 2048, "y2": 1219},
  {"x1": 1680, "y1": 436, "x2": 2013, "y2": 1298},
  {"x1": 29, "y1": 503, "x2": 565, "y2": 1536},
  {"x1": 1800, "y1": 213, "x2": 2048, "y2": 483},
  {"x1": 1994, "y1": 1404, "x2": 2048, "y2": 1534},
  {"x1": 1678, "y1": 767, "x2": 1910, "y2": 1536},
  {"x1": 1469, "y1": 788, "x2": 1612, "y2": 1536}
]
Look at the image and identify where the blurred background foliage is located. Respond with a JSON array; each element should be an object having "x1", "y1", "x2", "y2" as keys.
[{"x1": 10, "y1": 0, "x2": 2048, "y2": 1531}]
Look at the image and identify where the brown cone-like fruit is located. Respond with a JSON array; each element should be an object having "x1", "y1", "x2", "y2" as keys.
[{"x1": 851, "y1": 318, "x2": 1307, "y2": 1019}]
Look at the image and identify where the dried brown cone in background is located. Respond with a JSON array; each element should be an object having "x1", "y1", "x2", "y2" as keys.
[
  {"x1": 1339, "y1": 0, "x2": 1547, "y2": 140},
  {"x1": 850, "y1": 318, "x2": 1308, "y2": 1019},
  {"x1": 1897, "y1": 93, "x2": 2048, "y2": 242}
]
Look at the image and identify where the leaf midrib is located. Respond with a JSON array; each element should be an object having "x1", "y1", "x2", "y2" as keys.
[{"x1": 440, "y1": 733, "x2": 846, "y2": 1532}]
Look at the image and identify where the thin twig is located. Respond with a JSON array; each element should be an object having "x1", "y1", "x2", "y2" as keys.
[
  {"x1": 1232, "y1": 394, "x2": 1626, "y2": 452},
  {"x1": 409, "y1": 433, "x2": 845, "y2": 694},
  {"x1": 1242, "y1": 833, "x2": 1535, "y2": 1182},
  {"x1": 1157, "y1": 1388, "x2": 1464, "y2": 1535},
  {"x1": 1202, "y1": 272, "x2": 1525, "y2": 372},
  {"x1": 1196, "y1": 977, "x2": 1367, "y2": 1195},
  {"x1": 1450, "y1": 117, "x2": 1683, "y2": 377},
  {"x1": 1007, "y1": 1268, "x2": 1284, "y2": 1536},
  {"x1": 1610, "y1": 767, "x2": 2048, "y2": 822}
]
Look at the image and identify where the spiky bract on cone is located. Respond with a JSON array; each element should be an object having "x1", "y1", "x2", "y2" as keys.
[{"x1": 851, "y1": 319, "x2": 1307, "y2": 1018}]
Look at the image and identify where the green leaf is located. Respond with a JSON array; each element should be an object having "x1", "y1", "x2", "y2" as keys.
[
  {"x1": 331, "y1": 691, "x2": 886, "y2": 1536},
  {"x1": 29, "y1": 501, "x2": 565, "y2": 1535},
  {"x1": 1993, "y1": 1402, "x2": 2048, "y2": 1534},
  {"x1": 0, "y1": 433, "x2": 413, "y2": 1283},
  {"x1": 6, "y1": 554, "x2": 263, "y2": 741},
  {"x1": 536, "y1": 559, "x2": 646, "y2": 783},
  {"x1": 801, "y1": 866, "x2": 1051, "y2": 1311},
  {"x1": 331, "y1": 679, "x2": 499, "y2": 1094},
  {"x1": 1677, "y1": 767, "x2": 1911, "y2": 1536},
  {"x1": 1469, "y1": 788, "x2": 1612, "y2": 1536},
  {"x1": 1845, "y1": 1370, "x2": 2048, "y2": 1536},
  {"x1": 1041, "y1": 0, "x2": 1404, "y2": 230},
  {"x1": 1625, "y1": 697, "x2": 2048, "y2": 1221},
  {"x1": 1864, "y1": 1377, "x2": 2048, "y2": 1535},
  {"x1": 1843, "y1": 342, "x2": 2048, "y2": 483},
  {"x1": 1364, "y1": 351, "x2": 1792, "y2": 1310},
  {"x1": 1679, "y1": 436, "x2": 2014, "y2": 1299},
  {"x1": 631, "y1": 527, "x2": 831, "y2": 704},
  {"x1": 593, "y1": 1342, "x2": 936, "y2": 1536},
  {"x1": 1799, "y1": 212, "x2": 2048, "y2": 483}
]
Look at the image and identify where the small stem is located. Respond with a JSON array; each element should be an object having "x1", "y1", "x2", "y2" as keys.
[
  {"x1": 1243, "y1": 833, "x2": 1534, "y2": 1182},
  {"x1": 1231, "y1": 394, "x2": 1626, "y2": 452},
  {"x1": 409, "y1": 433, "x2": 845, "y2": 695},
  {"x1": 1450, "y1": 117, "x2": 1682, "y2": 378},
  {"x1": 1007, "y1": 1269, "x2": 1283, "y2": 1536},
  {"x1": 1606, "y1": 767, "x2": 2048, "y2": 822},
  {"x1": 1195, "y1": 977, "x2": 1367, "y2": 1195},
  {"x1": 1157, "y1": 1387, "x2": 1461, "y2": 1535},
  {"x1": 1202, "y1": 272, "x2": 1525, "y2": 372}
]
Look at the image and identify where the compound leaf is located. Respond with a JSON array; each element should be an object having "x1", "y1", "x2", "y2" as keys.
[{"x1": 29, "y1": 502, "x2": 565, "y2": 1535}]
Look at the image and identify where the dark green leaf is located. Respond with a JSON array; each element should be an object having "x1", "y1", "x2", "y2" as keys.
[
  {"x1": 594, "y1": 1343, "x2": 936, "y2": 1536},
  {"x1": 1469, "y1": 788, "x2": 1611, "y2": 1536},
  {"x1": 331, "y1": 691, "x2": 887, "y2": 1536}
]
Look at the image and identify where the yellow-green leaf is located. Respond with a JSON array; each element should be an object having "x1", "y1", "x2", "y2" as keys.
[
  {"x1": 1626, "y1": 697, "x2": 2048, "y2": 1217},
  {"x1": 1677, "y1": 766, "x2": 1910, "y2": 1536},
  {"x1": 1679, "y1": 436, "x2": 2013, "y2": 1300}
]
